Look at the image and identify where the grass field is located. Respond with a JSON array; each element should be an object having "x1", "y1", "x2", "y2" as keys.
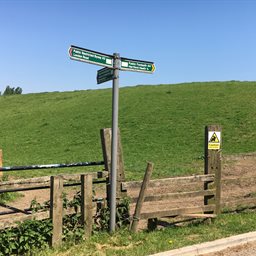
[
  {"x1": 0, "y1": 81, "x2": 256, "y2": 180},
  {"x1": 1, "y1": 81, "x2": 256, "y2": 255}
]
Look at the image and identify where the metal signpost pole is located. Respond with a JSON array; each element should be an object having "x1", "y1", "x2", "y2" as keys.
[
  {"x1": 110, "y1": 53, "x2": 120, "y2": 233},
  {"x1": 69, "y1": 45, "x2": 155, "y2": 233}
]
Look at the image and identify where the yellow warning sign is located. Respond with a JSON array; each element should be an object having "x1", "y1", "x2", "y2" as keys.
[{"x1": 208, "y1": 131, "x2": 221, "y2": 150}]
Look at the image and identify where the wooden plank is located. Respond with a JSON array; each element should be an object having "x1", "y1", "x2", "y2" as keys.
[
  {"x1": 140, "y1": 205, "x2": 215, "y2": 219},
  {"x1": 222, "y1": 176, "x2": 256, "y2": 185},
  {"x1": 122, "y1": 174, "x2": 214, "y2": 190},
  {"x1": 0, "y1": 211, "x2": 50, "y2": 230},
  {"x1": 0, "y1": 171, "x2": 107, "y2": 190},
  {"x1": 100, "y1": 128, "x2": 111, "y2": 205},
  {"x1": 50, "y1": 176, "x2": 63, "y2": 247},
  {"x1": 130, "y1": 189, "x2": 215, "y2": 203},
  {"x1": 81, "y1": 174, "x2": 93, "y2": 238},
  {"x1": 116, "y1": 129, "x2": 126, "y2": 198},
  {"x1": 0, "y1": 207, "x2": 90, "y2": 231},
  {"x1": 100, "y1": 128, "x2": 112, "y2": 173},
  {"x1": 0, "y1": 176, "x2": 50, "y2": 187},
  {"x1": 222, "y1": 197, "x2": 256, "y2": 210},
  {"x1": 131, "y1": 162, "x2": 153, "y2": 233},
  {"x1": 215, "y1": 151, "x2": 222, "y2": 214},
  {"x1": 62, "y1": 171, "x2": 108, "y2": 181},
  {"x1": 180, "y1": 213, "x2": 216, "y2": 218}
]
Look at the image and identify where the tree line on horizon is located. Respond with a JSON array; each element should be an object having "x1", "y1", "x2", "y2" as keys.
[{"x1": 0, "y1": 85, "x2": 23, "y2": 96}]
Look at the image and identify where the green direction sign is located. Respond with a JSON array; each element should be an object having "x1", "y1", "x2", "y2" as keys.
[
  {"x1": 97, "y1": 67, "x2": 114, "y2": 84},
  {"x1": 69, "y1": 45, "x2": 113, "y2": 68},
  {"x1": 120, "y1": 58, "x2": 155, "y2": 73}
]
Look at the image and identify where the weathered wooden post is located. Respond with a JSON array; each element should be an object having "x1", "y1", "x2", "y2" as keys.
[
  {"x1": 0, "y1": 149, "x2": 2, "y2": 179},
  {"x1": 204, "y1": 125, "x2": 222, "y2": 214},
  {"x1": 81, "y1": 174, "x2": 93, "y2": 238},
  {"x1": 131, "y1": 162, "x2": 153, "y2": 233},
  {"x1": 100, "y1": 128, "x2": 126, "y2": 201},
  {"x1": 50, "y1": 176, "x2": 63, "y2": 247}
]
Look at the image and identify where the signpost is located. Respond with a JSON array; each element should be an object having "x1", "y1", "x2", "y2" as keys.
[
  {"x1": 69, "y1": 45, "x2": 155, "y2": 233},
  {"x1": 69, "y1": 45, "x2": 113, "y2": 68},
  {"x1": 121, "y1": 58, "x2": 155, "y2": 73},
  {"x1": 97, "y1": 67, "x2": 114, "y2": 84}
]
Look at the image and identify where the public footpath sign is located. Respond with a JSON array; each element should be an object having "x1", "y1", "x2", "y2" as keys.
[
  {"x1": 69, "y1": 45, "x2": 155, "y2": 233},
  {"x1": 121, "y1": 58, "x2": 155, "y2": 73},
  {"x1": 69, "y1": 45, "x2": 156, "y2": 77},
  {"x1": 69, "y1": 45, "x2": 113, "y2": 68}
]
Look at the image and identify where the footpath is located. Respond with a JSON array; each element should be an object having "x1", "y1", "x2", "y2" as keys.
[{"x1": 149, "y1": 231, "x2": 256, "y2": 256}]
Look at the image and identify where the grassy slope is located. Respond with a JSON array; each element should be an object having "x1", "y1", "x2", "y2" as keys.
[{"x1": 0, "y1": 81, "x2": 255, "y2": 179}]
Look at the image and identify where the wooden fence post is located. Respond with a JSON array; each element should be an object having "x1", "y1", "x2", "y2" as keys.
[
  {"x1": 50, "y1": 176, "x2": 63, "y2": 247},
  {"x1": 81, "y1": 174, "x2": 93, "y2": 238},
  {"x1": 100, "y1": 128, "x2": 126, "y2": 201},
  {"x1": 131, "y1": 162, "x2": 153, "y2": 233},
  {"x1": 204, "y1": 125, "x2": 222, "y2": 214},
  {"x1": 0, "y1": 149, "x2": 2, "y2": 179}
]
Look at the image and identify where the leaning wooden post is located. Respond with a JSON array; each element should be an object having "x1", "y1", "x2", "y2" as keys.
[
  {"x1": 204, "y1": 125, "x2": 222, "y2": 214},
  {"x1": 50, "y1": 176, "x2": 63, "y2": 247},
  {"x1": 0, "y1": 149, "x2": 2, "y2": 179},
  {"x1": 81, "y1": 174, "x2": 93, "y2": 238},
  {"x1": 131, "y1": 162, "x2": 154, "y2": 233},
  {"x1": 100, "y1": 128, "x2": 126, "y2": 202}
]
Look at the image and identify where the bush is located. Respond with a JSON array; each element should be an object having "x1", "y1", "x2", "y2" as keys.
[
  {"x1": 0, "y1": 219, "x2": 52, "y2": 255},
  {"x1": 0, "y1": 193, "x2": 131, "y2": 255}
]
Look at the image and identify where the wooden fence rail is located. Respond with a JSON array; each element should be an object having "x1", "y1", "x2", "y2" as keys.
[
  {"x1": 122, "y1": 174, "x2": 215, "y2": 190},
  {"x1": 0, "y1": 172, "x2": 102, "y2": 247},
  {"x1": 0, "y1": 171, "x2": 107, "y2": 193},
  {"x1": 140, "y1": 205, "x2": 216, "y2": 220},
  {"x1": 129, "y1": 189, "x2": 215, "y2": 203}
]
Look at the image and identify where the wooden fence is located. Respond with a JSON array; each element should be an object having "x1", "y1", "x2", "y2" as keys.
[
  {"x1": 0, "y1": 125, "x2": 256, "y2": 240},
  {"x1": 0, "y1": 171, "x2": 107, "y2": 246},
  {"x1": 124, "y1": 172, "x2": 218, "y2": 232},
  {"x1": 0, "y1": 128, "x2": 121, "y2": 246}
]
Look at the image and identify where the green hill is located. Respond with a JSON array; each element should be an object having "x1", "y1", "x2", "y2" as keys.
[{"x1": 0, "y1": 81, "x2": 255, "y2": 180}]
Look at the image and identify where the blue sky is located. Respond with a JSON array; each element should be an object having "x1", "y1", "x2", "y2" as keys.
[{"x1": 0, "y1": 0, "x2": 255, "y2": 94}]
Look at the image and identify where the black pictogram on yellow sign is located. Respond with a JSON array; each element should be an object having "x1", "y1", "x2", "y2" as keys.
[
  {"x1": 209, "y1": 132, "x2": 219, "y2": 143},
  {"x1": 208, "y1": 131, "x2": 221, "y2": 150}
]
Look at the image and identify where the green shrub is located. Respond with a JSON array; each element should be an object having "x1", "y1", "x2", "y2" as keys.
[{"x1": 0, "y1": 219, "x2": 52, "y2": 255}]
